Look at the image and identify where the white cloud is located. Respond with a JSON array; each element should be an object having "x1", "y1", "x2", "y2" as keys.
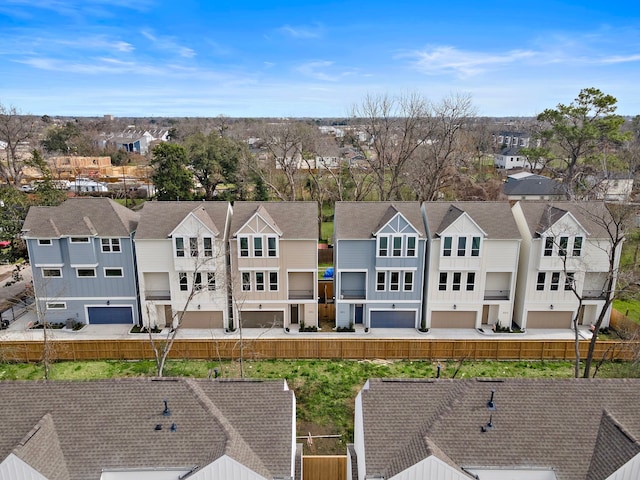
[
  {"x1": 139, "y1": 29, "x2": 196, "y2": 59},
  {"x1": 405, "y1": 46, "x2": 537, "y2": 77},
  {"x1": 278, "y1": 24, "x2": 323, "y2": 39}
]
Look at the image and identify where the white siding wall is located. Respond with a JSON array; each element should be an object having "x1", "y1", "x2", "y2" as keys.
[
  {"x1": 389, "y1": 456, "x2": 477, "y2": 480},
  {"x1": 188, "y1": 456, "x2": 267, "y2": 480},
  {"x1": 0, "y1": 455, "x2": 48, "y2": 480}
]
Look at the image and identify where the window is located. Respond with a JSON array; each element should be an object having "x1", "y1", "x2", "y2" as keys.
[
  {"x1": 77, "y1": 268, "x2": 96, "y2": 278},
  {"x1": 471, "y1": 237, "x2": 480, "y2": 257},
  {"x1": 559, "y1": 236, "x2": 568, "y2": 256},
  {"x1": 267, "y1": 237, "x2": 277, "y2": 257},
  {"x1": 204, "y1": 238, "x2": 213, "y2": 257},
  {"x1": 536, "y1": 272, "x2": 546, "y2": 291},
  {"x1": 406, "y1": 237, "x2": 416, "y2": 257},
  {"x1": 42, "y1": 268, "x2": 62, "y2": 278},
  {"x1": 393, "y1": 237, "x2": 402, "y2": 257},
  {"x1": 390, "y1": 272, "x2": 400, "y2": 291},
  {"x1": 104, "y1": 268, "x2": 123, "y2": 277},
  {"x1": 189, "y1": 237, "x2": 198, "y2": 257},
  {"x1": 565, "y1": 272, "x2": 575, "y2": 291},
  {"x1": 439, "y1": 272, "x2": 448, "y2": 291},
  {"x1": 101, "y1": 238, "x2": 121, "y2": 253},
  {"x1": 550, "y1": 272, "x2": 560, "y2": 291},
  {"x1": 573, "y1": 236, "x2": 583, "y2": 256},
  {"x1": 239, "y1": 237, "x2": 249, "y2": 257},
  {"x1": 457, "y1": 237, "x2": 467, "y2": 256},
  {"x1": 452, "y1": 272, "x2": 461, "y2": 291},
  {"x1": 179, "y1": 272, "x2": 188, "y2": 291},
  {"x1": 194, "y1": 272, "x2": 203, "y2": 290},
  {"x1": 544, "y1": 237, "x2": 554, "y2": 256},
  {"x1": 70, "y1": 237, "x2": 89, "y2": 243},
  {"x1": 466, "y1": 272, "x2": 475, "y2": 291},
  {"x1": 378, "y1": 237, "x2": 388, "y2": 257},
  {"x1": 269, "y1": 272, "x2": 278, "y2": 291},
  {"x1": 242, "y1": 272, "x2": 251, "y2": 291},
  {"x1": 254, "y1": 237, "x2": 263, "y2": 257},
  {"x1": 255, "y1": 272, "x2": 265, "y2": 291},
  {"x1": 46, "y1": 302, "x2": 66, "y2": 310},
  {"x1": 207, "y1": 272, "x2": 216, "y2": 291},
  {"x1": 376, "y1": 271, "x2": 386, "y2": 291},
  {"x1": 404, "y1": 272, "x2": 414, "y2": 292},
  {"x1": 443, "y1": 237, "x2": 452, "y2": 257},
  {"x1": 175, "y1": 237, "x2": 185, "y2": 257},
  {"x1": 38, "y1": 239, "x2": 52, "y2": 246}
]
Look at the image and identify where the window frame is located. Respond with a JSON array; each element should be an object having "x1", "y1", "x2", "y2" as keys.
[
  {"x1": 241, "y1": 272, "x2": 251, "y2": 291},
  {"x1": 406, "y1": 236, "x2": 416, "y2": 257},
  {"x1": 46, "y1": 302, "x2": 67, "y2": 310},
  {"x1": 457, "y1": 237, "x2": 467, "y2": 257},
  {"x1": 389, "y1": 271, "x2": 400, "y2": 291},
  {"x1": 179, "y1": 272, "x2": 188, "y2": 291},
  {"x1": 254, "y1": 237, "x2": 263, "y2": 257},
  {"x1": 267, "y1": 236, "x2": 278, "y2": 257},
  {"x1": 38, "y1": 239, "x2": 52, "y2": 246},
  {"x1": 471, "y1": 237, "x2": 480, "y2": 257},
  {"x1": 452, "y1": 272, "x2": 461, "y2": 291},
  {"x1": 255, "y1": 271, "x2": 265, "y2": 291},
  {"x1": 104, "y1": 267, "x2": 124, "y2": 278},
  {"x1": 76, "y1": 268, "x2": 96, "y2": 278},
  {"x1": 203, "y1": 237, "x2": 213, "y2": 257},
  {"x1": 189, "y1": 237, "x2": 199, "y2": 257},
  {"x1": 466, "y1": 272, "x2": 475, "y2": 291},
  {"x1": 207, "y1": 272, "x2": 216, "y2": 291},
  {"x1": 269, "y1": 271, "x2": 278, "y2": 291},
  {"x1": 536, "y1": 272, "x2": 546, "y2": 291},
  {"x1": 175, "y1": 237, "x2": 185, "y2": 257},
  {"x1": 572, "y1": 236, "x2": 583, "y2": 256},
  {"x1": 392, "y1": 237, "x2": 402, "y2": 257},
  {"x1": 565, "y1": 272, "x2": 575, "y2": 291},
  {"x1": 544, "y1": 237, "x2": 554, "y2": 256},
  {"x1": 443, "y1": 237, "x2": 452, "y2": 257},
  {"x1": 376, "y1": 271, "x2": 386, "y2": 291},
  {"x1": 239, "y1": 237, "x2": 249, "y2": 257},
  {"x1": 439, "y1": 272, "x2": 447, "y2": 291},
  {"x1": 101, "y1": 238, "x2": 121, "y2": 253},
  {"x1": 550, "y1": 272, "x2": 560, "y2": 291},
  {"x1": 378, "y1": 236, "x2": 388, "y2": 257},
  {"x1": 70, "y1": 237, "x2": 90, "y2": 244},
  {"x1": 42, "y1": 268, "x2": 62, "y2": 278},
  {"x1": 559, "y1": 236, "x2": 568, "y2": 257},
  {"x1": 403, "y1": 271, "x2": 414, "y2": 292}
]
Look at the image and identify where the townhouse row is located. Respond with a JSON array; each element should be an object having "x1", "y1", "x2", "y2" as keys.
[{"x1": 22, "y1": 198, "x2": 621, "y2": 332}]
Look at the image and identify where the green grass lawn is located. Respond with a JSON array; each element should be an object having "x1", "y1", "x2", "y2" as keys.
[{"x1": 2, "y1": 358, "x2": 638, "y2": 454}]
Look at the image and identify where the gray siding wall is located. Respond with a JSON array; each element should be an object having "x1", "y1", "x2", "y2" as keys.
[
  {"x1": 336, "y1": 240, "x2": 375, "y2": 268},
  {"x1": 28, "y1": 236, "x2": 139, "y2": 323}
]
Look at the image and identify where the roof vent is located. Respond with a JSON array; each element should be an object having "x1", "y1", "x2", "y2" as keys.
[
  {"x1": 171, "y1": 423, "x2": 177, "y2": 432},
  {"x1": 163, "y1": 399, "x2": 171, "y2": 416},
  {"x1": 155, "y1": 424, "x2": 162, "y2": 431},
  {"x1": 487, "y1": 390, "x2": 496, "y2": 410},
  {"x1": 480, "y1": 415, "x2": 494, "y2": 433}
]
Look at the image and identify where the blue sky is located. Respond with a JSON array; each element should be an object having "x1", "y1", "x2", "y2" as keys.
[{"x1": 1, "y1": 0, "x2": 639, "y2": 118}]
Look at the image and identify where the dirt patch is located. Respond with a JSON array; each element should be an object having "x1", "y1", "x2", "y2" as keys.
[{"x1": 298, "y1": 420, "x2": 346, "y2": 455}]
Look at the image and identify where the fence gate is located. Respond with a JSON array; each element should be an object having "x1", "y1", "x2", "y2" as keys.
[{"x1": 303, "y1": 455, "x2": 347, "y2": 480}]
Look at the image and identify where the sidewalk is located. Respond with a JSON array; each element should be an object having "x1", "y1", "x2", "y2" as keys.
[{"x1": 1, "y1": 308, "x2": 594, "y2": 342}]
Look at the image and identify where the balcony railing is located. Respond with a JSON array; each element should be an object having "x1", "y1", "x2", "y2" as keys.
[
  {"x1": 145, "y1": 290, "x2": 171, "y2": 300},
  {"x1": 484, "y1": 290, "x2": 510, "y2": 300},
  {"x1": 289, "y1": 289, "x2": 314, "y2": 300},
  {"x1": 340, "y1": 289, "x2": 366, "y2": 300}
]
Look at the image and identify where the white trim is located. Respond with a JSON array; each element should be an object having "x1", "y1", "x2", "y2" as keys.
[
  {"x1": 375, "y1": 266, "x2": 418, "y2": 271},
  {"x1": 35, "y1": 263, "x2": 64, "y2": 268},
  {"x1": 70, "y1": 263, "x2": 99, "y2": 268},
  {"x1": 37, "y1": 239, "x2": 52, "y2": 246},
  {"x1": 76, "y1": 267, "x2": 97, "y2": 278},
  {"x1": 42, "y1": 267, "x2": 63, "y2": 278},
  {"x1": 46, "y1": 301, "x2": 67, "y2": 310},
  {"x1": 39, "y1": 296, "x2": 137, "y2": 301},
  {"x1": 103, "y1": 267, "x2": 124, "y2": 278},
  {"x1": 239, "y1": 267, "x2": 281, "y2": 272},
  {"x1": 85, "y1": 304, "x2": 135, "y2": 325}
]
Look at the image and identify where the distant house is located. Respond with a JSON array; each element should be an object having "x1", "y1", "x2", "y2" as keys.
[
  {"x1": 493, "y1": 131, "x2": 541, "y2": 170},
  {"x1": 422, "y1": 202, "x2": 521, "y2": 330},
  {"x1": 0, "y1": 378, "x2": 299, "y2": 480},
  {"x1": 229, "y1": 202, "x2": 318, "y2": 331},
  {"x1": 350, "y1": 378, "x2": 640, "y2": 480},
  {"x1": 333, "y1": 202, "x2": 427, "y2": 329},
  {"x1": 98, "y1": 129, "x2": 169, "y2": 155},
  {"x1": 511, "y1": 201, "x2": 621, "y2": 329},
  {"x1": 502, "y1": 172, "x2": 566, "y2": 201},
  {"x1": 135, "y1": 201, "x2": 231, "y2": 330},
  {"x1": 587, "y1": 172, "x2": 634, "y2": 202},
  {"x1": 22, "y1": 198, "x2": 140, "y2": 325}
]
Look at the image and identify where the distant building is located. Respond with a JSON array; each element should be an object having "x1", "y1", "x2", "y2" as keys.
[
  {"x1": 502, "y1": 172, "x2": 566, "y2": 201},
  {"x1": 493, "y1": 131, "x2": 542, "y2": 170}
]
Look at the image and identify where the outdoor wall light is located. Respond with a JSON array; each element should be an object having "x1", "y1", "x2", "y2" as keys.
[
  {"x1": 106, "y1": 300, "x2": 110, "y2": 306},
  {"x1": 392, "y1": 304, "x2": 396, "y2": 309},
  {"x1": 550, "y1": 304, "x2": 554, "y2": 310},
  {"x1": 453, "y1": 304, "x2": 457, "y2": 310},
  {"x1": 197, "y1": 304, "x2": 201, "y2": 310},
  {"x1": 259, "y1": 304, "x2": 262, "y2": 309}
]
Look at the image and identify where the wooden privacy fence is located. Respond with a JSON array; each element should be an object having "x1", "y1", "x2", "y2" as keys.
[
  {"x1": 303, "y1": 456, "x2": 347, "y2": 480},
  {"x1": 0, "y1": 337, "x2": 637, "y2": 362}
]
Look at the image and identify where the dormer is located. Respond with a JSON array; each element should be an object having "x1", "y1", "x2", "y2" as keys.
[
  {"x1": 170, "y1": 208, "x2": 220, "y2": 260},
  {"x1": 434, "y1": 206, "x2": 486, "y2": 270},
  {"x1": 536, "y1": 206, "x2": 589, "y2": 270},
  {"x1": 233, "y1": 205, "x2": 282, "y2": 258},
  {"x1": 373, "y1": 206, "x2": 421, "y2": 259}
]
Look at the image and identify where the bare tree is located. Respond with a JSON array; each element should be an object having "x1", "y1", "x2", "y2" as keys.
[
  {"x1": 0, "y1": 103, "x2": 38, "y2": 186},
  {"x1": 351, "y1": 93, "x2": 428, "y2": 200},
  {"x1": 405, "y1": 93, "x2": 476, "y2": 201}
]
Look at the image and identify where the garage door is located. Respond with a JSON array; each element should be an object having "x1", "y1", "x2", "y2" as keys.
[
  {"x1": 88, "y1": 306, "x2": 134, "y2": 324},
  {"x1": 240, "y1": 311, "x2": 284, "y2": 328},
  {"x1": 526, "y1": 311, "x2": 573, "y2": 328},
  {"x1": 180, "y1": 311, "x2": 223, "y2": 329},
  {"x1": 431, "y1": 311, "x2": 476, "y2": 328},
  {"x1": 370, "y1": 311, "x2": 415, "y2": 328}
]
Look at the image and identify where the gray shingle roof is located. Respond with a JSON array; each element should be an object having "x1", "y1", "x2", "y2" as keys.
[
  {"x1": 230, "y1": 201, "x2": 318, "y2": 239},
  {"x1": 359, "y1": 378, "x2": 640, "y2": 480},
  {"x1": 134, "y1": 201, "x2": 230, "y2": 239},
  {"x1": 22, "y1": 198, "x2": 139, "y2": 238},
  {"x1": 334, "y1": 202, "x2": 426, "y2": 240},
  {"x1": 0, "y1": 378, "x2": 294, "y2": 480},
  {"x1": 423, "y1": 201, "x2": 521, "y2": 239},
  {"x1": 516, "y1": 201, "x2": 613, "y2": 239},
  {"x1": 503, "y1": 174, "x2": 565, "y2": 197}
]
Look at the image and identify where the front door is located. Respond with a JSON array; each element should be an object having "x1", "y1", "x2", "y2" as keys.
[
  {"x1": 354, "y1": 305, "x2": 363, "y2": 324},
  {"x1": 291, "y1": 304, "x2": 299, "y2": 324}
]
